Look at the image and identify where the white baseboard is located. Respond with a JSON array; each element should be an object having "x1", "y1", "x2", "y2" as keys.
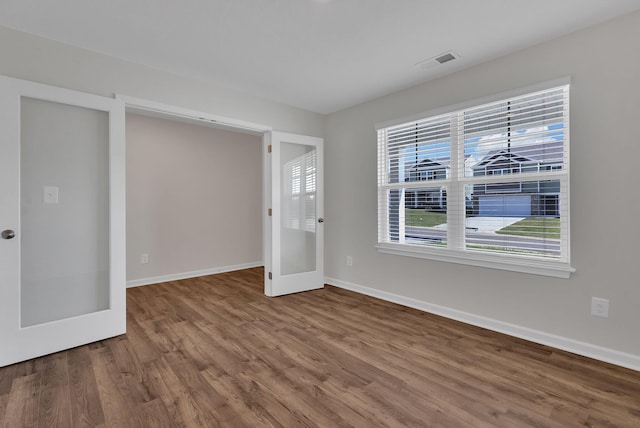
[
  {"x1": 325, "y1": 277, "x2": 640, "y2": 372},
  {"x1": 127, "y1": 261, "x2": 263, "y2": 288}
]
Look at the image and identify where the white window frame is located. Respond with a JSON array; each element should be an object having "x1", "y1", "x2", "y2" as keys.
[{"x1": 375, "y1": 78, "x2": 575, "y2": 278}]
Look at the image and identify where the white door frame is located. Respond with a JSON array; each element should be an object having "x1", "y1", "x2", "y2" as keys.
[{"x1": 118, "y1": 96, "x2": 272, "y2": 135}]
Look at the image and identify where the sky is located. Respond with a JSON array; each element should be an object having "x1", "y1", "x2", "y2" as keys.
[{"x1": 396, "y1": 124, "x2": 565, "y2": 182}]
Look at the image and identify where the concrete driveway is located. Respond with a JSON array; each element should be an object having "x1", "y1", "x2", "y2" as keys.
[{"x1": 433, "y1": 216, "x2": 524, "y2": 232}]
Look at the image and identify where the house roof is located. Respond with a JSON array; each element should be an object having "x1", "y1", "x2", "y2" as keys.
[
  {"x1": 410, "y1": 158, "x2": 450, "y2": 170},
  {"x1": 407, "y1": 154, "x2": 478, "y2": 171},
  {"x1": 473, "y1": 141, "x2": 563, "y2": 169}
]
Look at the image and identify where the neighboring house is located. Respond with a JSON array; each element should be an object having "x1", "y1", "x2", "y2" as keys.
[
  {"x1": 404, "y1": 155, "x2": 477, "y2": 211},
  {"x1": 404, "y1": 158, "x2": 449, "y2": 211},
  {"x1": 404, "y1": 142, "x2": 562, "y2": 217},
  {"x1": 471, "y1": 141, "x2": 563, "y2": 217}
]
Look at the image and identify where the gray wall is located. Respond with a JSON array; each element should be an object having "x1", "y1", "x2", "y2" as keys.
[
  {"x1": 324, "y1": 11, "x2": 640, "y2": 359},
  {"x1": 126, "y1": 114, "x2": 262, "y2": 282}
]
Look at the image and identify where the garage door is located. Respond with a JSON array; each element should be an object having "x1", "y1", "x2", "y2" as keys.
[{"x1": 479, "y1": 195, "x2": 531, "y2": 217}]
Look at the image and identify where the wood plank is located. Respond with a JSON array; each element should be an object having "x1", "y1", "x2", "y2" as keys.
[
  {"x1": 89, "y1": 345, "x2": 142, "y2": 427},
  {"x1": 67, "y1": 346, "x2": 106, "y2": 427},
  {"x1": 0, "y1": 365, "x2": 17, "y2": 396},
  {"x1": 0, "y1": 394, "x2": 8, "y2": 423},
  {"x1": 199, "y1": 368, "x2": 281, "y2": 427},
  {"x1": 143, "y1": 358, "x2": 211, "y2": 427},
  {"x1": 135, "y1": 398, "x2": 175, "y2": 428},
  {"x1": 1, "y1": 372, "x2": 41, "y2": 428},
  {"x1": 37, "y1": 353, "x2": 72, "y2": 427},
  {"x1": 168, "y1": 358, "x2": 249, "y2": 426},
  {"x1": 108, "y1": 334, "x2": 156, "y2": 405}
]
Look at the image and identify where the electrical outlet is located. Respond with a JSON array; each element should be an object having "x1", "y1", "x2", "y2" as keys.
[
  {"x1": 591, "y1": 297, "x2": 609, "y2": 318},
  {"x1": 346, "y1": 256, "x2": 353, "y2": 266},
  {"x1": 141, "y1": 253, "x2": 149, "y2": 264}
]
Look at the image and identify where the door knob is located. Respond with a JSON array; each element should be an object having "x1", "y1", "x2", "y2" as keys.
[
  {"x1": 2, "y1": 229, "x2": 16, "y2": 239},
  {"x1": 318, "y1": 218, "x2": 324, "y2": 223}
]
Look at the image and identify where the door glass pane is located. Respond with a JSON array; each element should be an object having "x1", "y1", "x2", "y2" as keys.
[
  {"x1": 20, "y1": 97, "x2": 110, "y2": 327},
  {"x1": 280, "y1": 142, "x2": 316, "y2": 275}
]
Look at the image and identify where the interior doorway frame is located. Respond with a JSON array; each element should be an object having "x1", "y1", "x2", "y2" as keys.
[{"x1": 116, "y1": 95, "x2": 273, "y2": 291}]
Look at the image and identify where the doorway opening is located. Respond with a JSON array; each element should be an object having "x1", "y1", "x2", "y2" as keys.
[{"x1": 120, "y1": 96, "x2": 271, "y2": 289}]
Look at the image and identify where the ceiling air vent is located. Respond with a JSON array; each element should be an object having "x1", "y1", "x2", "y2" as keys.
[
  {"x1": 415, "y1": 50, "x2": 459, "y2": 70},
  {"x1": 435, "y1": 52, "x2": 456, "y2": 64}
]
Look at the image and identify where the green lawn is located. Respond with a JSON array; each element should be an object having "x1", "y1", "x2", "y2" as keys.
[
  {"x1": 495, "y1": 217, "x2": 560, "y2": 239},
  {"x1": 405, "y1": 209, "x2": 447, "y2": 227}
]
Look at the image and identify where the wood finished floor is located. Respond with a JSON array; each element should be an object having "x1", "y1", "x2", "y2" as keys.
[{"x1": 1, "y1": 267, "x2": 639, "y2": 427}]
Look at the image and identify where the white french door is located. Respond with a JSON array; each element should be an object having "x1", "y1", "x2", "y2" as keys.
[
  {"x1": 0, "y1": 76, "x2": 126, "y2": 367},
  {"x1": 264, "y1": 131, "x2": 324, "y2": 297}
]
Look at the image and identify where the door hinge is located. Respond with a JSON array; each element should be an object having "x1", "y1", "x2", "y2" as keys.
[
  {"x1": 267, "y1": 144, "x2": 272, "y2": 153},
  {"x1": 268, "y1": 208, "x2": 272, "y2": 216},
  {"x1": 268, "y1": 272, "x2": 272, "y2": 280}
]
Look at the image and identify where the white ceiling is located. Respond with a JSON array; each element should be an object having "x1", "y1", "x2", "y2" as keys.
[{"x1": 1, "y1": 0, "x2": 640, "y2": 114}]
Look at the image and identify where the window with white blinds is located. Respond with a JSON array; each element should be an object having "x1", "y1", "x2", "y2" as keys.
[
  {"x1": 283, "y1": 150, "x2": 316, "y2": 232},
  {"x1": 376, "y1": 83, "x2": 573, "y2": 277}
]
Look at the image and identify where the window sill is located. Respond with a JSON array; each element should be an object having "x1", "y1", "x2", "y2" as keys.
[{"x1": 375, "y1": 243, "x2": 575, "y2": 278}]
